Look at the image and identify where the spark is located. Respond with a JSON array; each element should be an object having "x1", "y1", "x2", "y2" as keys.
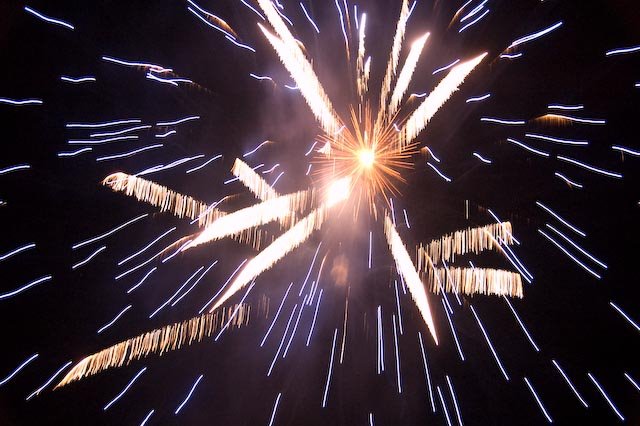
[
  {"x1": 460, "y1": 1, "x2": 488, "y2": 22},
  {"x1": 388, "y1": 32, "x2": 430, "y2": 117},
  {"x1": 261, "y1": 283, "x2": 294, "y2": 346},
  {"x1": 0, "y1": 243, "x2": 36, "y2": 262},
  {"x1": 249, "y1": 73, "x2": 273, "y2": 81},
  {"x1": 171, "y1": 260, "x2": 219, "y2": 307},
  {"x1": 156, "y1": 116, "x2": 199, "y2": 126},
  {"x1": 306, "y1": 288, "x2": 323, "y2": 346},
  {"x1": 198, "y1": 259, "x2": 247, "y2": 314},
  {"x1": 283, "y1": 295, "x2": 309, "y2": 358},
  {"x1": 470, "y1": 305, "x2": 509, "y2": 381},
  {"x1": 149, "y1": 266, "x2": 205, "y2": 318},
  {"x1": 536, "y1": 201, "x2": 586, "y2": 237},
  {"x1": 605, "y1": 44, "x2": 640, "y2": 56},
  {"x1": 506, "y1": 137, "x2": 550, "y2": 157},
  {"x1": 427, "y1": 162, "x2": 451, "y2": 182},
  {"x1": 418, "y1": 331, "x2": 436, "y2": 413},
  {"x1": 139, "y1": 409, "x2": 155, "y2": 426},
  {"x1": 480, "y1": 117, "x2": 525, "y2": 125},
  {"x1": 525, "y1": 133, "x2": 588, "y2": 146},
  {"x1": 609, "y1": 301, "x2": 639, "y2": 332},
  {"x1": 61, "y1": 76, "x2": 96, "y2": 83},
  {"x1": 72, "y1": 213, "x2": 148, "y2": 250},
  {"x1": 322, "y1": 328, "x2": 339, "y2": 408},
  {"x1": 0, "y1": 164, "x2": 31, "y2": 175},
  {"x1": 57, "y1": 147, "x2": 93, "y2": 157},
  {"x1": 24, "y1": 6, "x2": 74, "y2": 30},
  {"x1": 524, "y1": 377, "x2": 553, "y2": 423},
  {"x1": 466, "y1": 93, "x2": 491, "y2": 103},
  {"x1": 225, "y1": 35, "x2": 256, "y2": 52},
  {"x1": 540, "y1": 113, "x2": 606, "y2": 125},
  {"x1": 126, "y1": 267, "x2": 157, "y2": 294},
  {"x1": 0, "y1": 97, "x2": 42, "y2": 106},
  {"x1": 68, "y1": 135, "x2": 139, "y2": 145},
  {"x1": 267, "y1": 304, "x2": 298, "y2": 376},
  {"x1": 424, "y1": 147, "x2": 441, "y2": 162},
  {"x1": 503, "y1": 297, "x2": 539, "y2": 352},
  {"x1": 377, "y1": 306, "x2": 385, "y2": 374},
  {"x1": 548, "y1": 103, "x2": 584, "y2": 110},
  {"x1": 611, "y1": 144, "x2": 640, "y2": 156},
  {"x1": 500, "y1": 53, "x2": 523, "y2": 59},
  {"x1": 240, "y1": 0, "x2": 266, "y2": 20},
  {"x1": 102, "y1": 56, "x2": 170, "y2": 72},
  {"x1": 551, "y1": 359, "x2": 589, "y2": 408},
  {"x1": 26, "y1": 361, "x2": 73, "y2": 400},
  {"x1": 0, "y1": 353, "x2": 39, "y2": 387},
  {"x1": 554, "y1": 172, "x2": 583, "y2": 188},
  {"x1": 72, "y1": 245, "x2": 107, "y2": 270},
  {"x1": 442, "y1": 299, "x2": 464, "y2": 361},
  {"x1": 537, "y1": 229, "x2": 601, "y2": 278},
  {"x1": 557, "y1": 154, "x2": 622, "y2": 179},
  {"x1": 624, "y1": 373, "x2": 639, "y2": 392},
  {"x1": 243, "y1": 140, "x2": 270, "y2": 157},
  {"x1": 403, "y1": 209, "x2": 411, "y2": 228},
  {"x1": 368, "y1": 231, "x2": 373, "y2": 268},
  {"x1": 545, "y1": 223, "x2": 607, "y2": 269},
  {"x1": 66, "y1": 118, "x2": 141, "y2": 128},
  {"x1": 91, "y1": 125, "x2": 151, "y2": 138},
  {"x1": 305, "y1": 142, "x2": 318, "y2": 156},
  {"x1": 118, "y1": 227, "x2": 176, "y2": 265},
  {"x1": 267, "y1": 392, "x2": 283, "y2": 426},
  {"x1": 155, "y1": 130, "x2": 176, "y2": 138},
  {"x1": 300, "y1": 3, "x2": 320, "y2": 33},
  {"x1": 473, "y1": 152, "x2": 492, "y2": 164},
  {"x1": 392, "y1": 314, "x2": 402, "y2": 393},
  {"x1": 186, "y1": 154, "x2": 222, "y2": 173},
  {"x1": 432, "y1": 59, "x2": 460, "y2": 75},
  {"x1": 174, "y1": 374, "x2": 204, "y2": 414},
  {"x1": 97, "y1": 305, "x2": 132, "y2": 334},
  {"x1": 587, "y1": 373, "x2": 625, "y2": 421},
  {"x1": 103, "y1": 367, "x2": 147, "y2": 411},
  {"x1": 508, "y1": 21, "x2": 563, "y2": 49},
  {"x1": 459, "y1": 9, "x2": 490, "y2": 33},
  {"x1": 437, "y1": 386, "x2": 453, "y2": 426},
  {"x1": 446, "y1": 376, "x2": 464, "y2": 426},
  {"x1": 0, "y1": 275, "x2": 52, "y2": 301}
]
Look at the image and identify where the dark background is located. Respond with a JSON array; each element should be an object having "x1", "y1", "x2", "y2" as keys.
[{"x1": 0, "y1": 0, "x2": 638, "y2": 424}]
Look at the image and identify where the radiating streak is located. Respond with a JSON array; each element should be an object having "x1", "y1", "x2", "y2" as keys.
[
  {"x1": 262, "y1": 283, "x2": 294, "y2": 346},
  {"x1": 150, "y1": 267, "x2": 204, "y2": 318},
  {"x1": 459, "y1": 9, "x2": 489, "y2": 33},
  {"x1": 388, "y1": 32, "x2": 430, "y2": 118},
  {"x1": 486, "y1": 209, "x2": 520, "y2": 245},
  {"x1": 403, "y1": 209, "x2": 411, "y2": 228},
  {"x1": 424, "y1": 147, "x2": 441, "y2": 162},
  {"x1": 101, "y1": 56, "x2": 171, "y2": 72},
  {"x1": 587, "y1": 373, "x2": 624, "y2": 421},
  {"x1": 0, "y1": 275, "x2": 52, "y2": 301},
  {"x1": 442, "y1": 299, "x2": 464, "y2": 361},
  {"x1": 555, "y1": 172, "x2": 583, "y2": 188},
  {"x1": 91, "y1": 125, "x2": 151, "y2": 138},
  {"x1": 73, "y1": 213, "x2": 148, "y2": 250},
  {"x1": 624, "y1": 373, "x2": 639, "y2": 392},
  {"x1": 306, "y1": 164, "x2": 312, "y2": 175},
  {"x1": 322, "y1": 328, "x2": 339, "y2": 408},
  {"x1": 305, "y1": 142, "x2": 317, "y2": 156},
  {"x1": 542, "y1": 113, "x2": 606, "y2": 125},
  {"x1": 137, "y1": 155, "x2": 206, "y2": 177},
  {"x1": 66, "y1": 119, "x2": 141, "y2": 129},
  {"x1": 162, "y1": 240, "x2": 192, "y2": 264},
  {"x1": 369, "y1": 412, "x2": 374, "y2": 426},
  {"x1": 103, "y1": 367, "x2": 147, "y2": 410},
  {"x1": 156, "y1": 116, "x2": 199, "y2": 126},
  {"x1": 306, "y1": 289, "x2": 323, "y2": 346},
  {"x1": 186, "y1": 154, "x2": 222, "y2": 173},
  {"x1": 392, "y1": 314, "x2": 402, "y2": 394},
  {"x1": 437, "y1": 386, "x2": 453, "y2": 426},
  {"x1": 507, "y1": 138, "x2": 549, "y2": 157},
  {"x1": 0, "y1": 353, "x2": 39, "y2": 386},
  {"x1": 283, "y1": 295, "x2": 308, "y2": 358},
  {"x1": 249, "y1": 73, "x2": 273, "y2": 81},
  {"x1": 267, "y1": 304, "x2": 298, "y2": 376},
  {"x1": 267, "y1": 392, "x2": 283, "y2": 426},
  {"x1": 61, "y1": 76, "x2": 96, "y2": 83},
  {"x1": 470, "y1": 305, "x2": 509, "y2": 380},
  {"x1": 508, "y1": 21, "x2": 563, "y2": 49},
  {"x1": 96, "y1": 144, "x2": 163, "y2": 162},
  {"x1": 524, "y1": 377, "x2": 553, "y2": 423},
  {"x1": 460, "y1": 1, "x2": 488, "y2": 21},
  {"x1": 24, "y1": 6, "x2": 74, "y2": 30},
  {"x1": 446, "y1": 376, "x2": 464, "y2": 426},
  {"x1": 605, "y1": 44, "x2": 640, "y2": 56},
  {"x1": 0, "y1": 97, "x2": 42, "y2": 106},
  {"x1": 0, "y1": 164, "x2": 31, "y2": 175},
  {"x1": 480, "y1": 117, "x2": 525, "y2": 125},
  {"x1": 536, "y1": 201, "x2": 586, "y2": 237},
  {"x1": 611, "y1": 145, "x2": 640, "y2": 156},
  {"x1": 68, "y1": 135, "x2": 139, "y2": 145},
  {"x1": 126, "y1": 267, "x2": 157, "y2": 294},
  {"x1": 368, "y1": 231, "x2": 373, "y2": 268},
  {"x1": 334, "y1": 0, "x2": 348, "y2": 51},
  {"x1": 609, "y1": 301, "x2": 639, "y2": 332},
  {"x1": 262, "y1": 164, "x2": 280, "y2": 174},
  {"x1": 97, "y1": 305, "x2": 132, "y2": 334},
  {"x1": 119, "y1": 227, "x2": 176, "y2": 265},
  {"x1": 500, "y1": 53, "x2": 523, "y2": 59},
  {"x1": 198, "y1": 259, "x2": 247, "y2": 314},
  {"x1": 240, "y1": 0, "x2": 266, "y2": 20},
  {"x1": 300, "y1": 3, "x2": 320, "y2": 33},
  {"x1": 537, "y1": 229, "x2": 601, "y2": 279},
  {"x1": 155, "y1": 130, "x2": 176, "y2": 138},
  {"x1": 473, "y1": 152, "x2": 492, "y2": 164},
  {"x1": 377, "y1": 306, "x2": 385, "y2": 374},
  {"x1": 551, "y1": 359, "x2": 589, "y2": 408},
  {"x1": 503, "y1": 297, "x2": 539, "y2": 352},
  {"x1": 299, "y1": 243, "x2": 322, "y2": 296},
  {"x1": 225, "y1": 35, "x2": 256, "y2": 52},
  {"x1": 466, "y1": 93, "x2": 491, "y2": 103},
  {"x1": 418, "y1": 332, "x2": 436, "y2": 412},
  {"x1": 545, "y1": 224, "x2": 607, "y2": 269},
  {"x1": 243, "y1": 140, "x2": 270, "y2": 157},
  {"x1": 495, "y1": 237, "x2": 531, "y2": 283},
  {"x1": 427, "y1": 162, "x2": 451, "y2": 182},
  {"x1": 140, "y1": 409, "x2": 154, "y2": 426},
  {"x1": 432, "y1": 59, "x2": 460, "y2": 75},
  {"x1": 26, "y1": 361, "x2": 72, "y2": 400},
  {"x1": 271, "y1": 171, "x2": 285, "y2": 187},
  {"x1": 72, "y1": 245, "x2": 106, "y2": 270},
  {"x1": 0, "y1": 243, "x2": 36, "y2": 262},
  {"x1": 187, "y1": 6, "x2": 236, "y2": 40},
  {"x1": 172, "y1": 260, "x2": 218, "y2": 307},
  {"x1": 525, "y1": 133, "x2": 588, "y2": 146},
  {"x1": 175, "y1": 374, "x2": 204, "y2": 414},
  {"x1": 548, "y1": 104, "x2": 584, "y2": 111},
  {"x1": 57, "y1": 147, "x2": 93, "y2": 157}
]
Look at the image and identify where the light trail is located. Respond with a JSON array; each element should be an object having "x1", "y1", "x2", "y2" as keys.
[
  {"x1": 487, "y1": 209, "x2": 520, "y2": 245},
  {"x1": 473, "y1": 152, "x2": 492, "y2": 164},
  {"x1": 261, "y1": 283, "x2": 294, "y2": 347},
  {"x1": 187, "y1": 6, "x2": 237, "y2": 39},
  {"x1": 61, "y1": 76, "x2": 96, "y2": 83},
  {"x1": 377, "y1": 306, "x2": 385, "y2": 374},
  {"x1": 587, "y1": 373, "x2": 625, "y2": 421},
  {"x1": 262, "y1": 163, "x2": 280, "y2": 174},
  {"x1": 442, "y1": 299, "x2": 464, "y2": 361},
  {"x1": 368, "y1": 231, "x2": 373, "y2": 269},
  {"x1": 72, "y1": 245, "x2": 106, "y2": 270},
  {"x1": 0, "y1": 164, "x2": 31, "y2": 175},
  {"x1": 427, "y1": 161, "x2": 451, "y2": 182},
  {"x1": 126, "y1": 267, "x2": 157, "y2": 294},
  {"x1": 240, "y1": 0, "x2": 265, "y2": 20},
  {"x1": 25, "y1": 361, "x2": 72, "y2": 400},
  {"x1": 537, "y1": 229, "x2": 601, "y2": 279},
  {"x1": 525, "y1": 132, "x2": 588, "y2": 146},
  {"x1": 68, "y1": 135, "x2": 139, "y2": 145},
  {"x1": 460, "y1": 1, "x2": 488, "y2": 22},
  {"x1": 459, "y1": 9, "x2": 489, "y2": 33},
  {"x1": 548, "y1": 103, "x2": 584, "y2": 110},
  {"x1": 0, "y1": 353, "x2": 39, "y2": 386},
  {"x1": 432, "y1": 59, "x2": 460, "y2": 75},
  {"x1": 171, "y1": 260, "x2": 219, "y2": 307},
  {"x1": 174, "y1": 374, "x2": 204, "y2": 414},
  {"x1": 609, "y1": 301, "x2": 639, "y2": 332},
  {"x1": 298, "y1": 243, "x2": 322, "y2": 296},
  {"x1": 508, "y1": 21, "x2": 563, "y2": 49},
  {"x1": 611, "y1": 144, "x2": 640, "y2": 156},
  {"x1": 72, "y1": 213, "x2": 148, "y2": 250},
  {"x1": 542, "y1": 113, "x2": 606, "y2": 125},
  {"x1": 156, "y1": 116, "x2": 199, "y2": 126},
  {"x1": 418, "y1": 331, "x2": 436, "y2": 413},
  {"x1": 624, "y1": 373, "x2": 639, "y2": 392},
  {"x1": 0, "y1": 275, "x2": 52, "y2": 301},
  {"x1": 139, "y1": 409, "x2": 154, "y2": 426},
  {"x1": 446, "y1": 376, "x2": 464, "y2": 426},
  {"x1": 503, "y1": 297, "x2": 539, "y2": 352},
  {"x1": 300, "y1": 3, "x2": 320, "y2": 33},
  {"x1": 155, "y1": 130, "x2": 177, "y2": 138},
  {"x1": 24, "y1": 6, "x2": 74, "y2": 30},
  {"x1": 97, "y1": 305, "x2": 132, "y2": 334},
  {"x1": 321, "y1": 328, "x2": 339, "y2": 408},
  {"x1": 545, "y1": 223, "x2": 607, "y2": 269},
  {"x1": 283, "y1": 295, "x2": 308, "y2": 358},
  {"x1": 198, "y1": 259, "x2": 247, "y2": 314},
  {"x1": 394, "y1": 280, "x2": 404, "y2": 334},
  {"x1": 392, "y1": 314, "x2": 402, "y2": 394},
  {"x1": 136, "y1": 155, "x2": 205, "y2": 177},
  {"x1": 243, "y1": 140, "x2": 270, "y2": 157},
  {"x1": 213, "y1": 280, "x2": 256, "y2": 338},
  {"x1": 554, "y1": 172, "x2": 583, "y2": 188},
  {"x1": 304, "y1": 142, "x2": 317, "y2": 156},
  {"x1": 103, "y1": 367, "x2": 147, "y2": 410},
  {"x1": 480, "y1": 117, "x2": 525, "y2": 125},
  {"x1": 506, "y1": 137, "x2": 550, "y2": 157},
  {"x1": 403, "y1": 209, "x2": 411, "y2": 228},
  {"x1": 267, "y1": 392, "x2": 283, "y2": 426},
  {"x1": 437, "y1": 386, "x2": 453, "y2": 426},
  {"x1": 500, "y1": 53, "x2": 523, "y2": 59},
  {"x1": 118, "y1": 227, "x2": 177, "y2": 265},
  {"x1": 551, "y1": 359, "x2": 589, "y2": 408},
  {"x1": 470, "y1": 305, "x2": 509, "y2": 381},
  {"x1": 0, "y1": 243, "x2": 35, "y2": 262},
  {"x1": 306, "y1": 289, "x2": 323, "y2": 346},
  {"x1": 524, "y1": 377, "x2": 553, "y2": 423},
  {"x1": 605, "y1": 44, "x2": 640, "y2": 56},
  {"x1": 149, "y1": 267, "x2": 204, "y2": 318},
  {"x1": 101, "y1": 56, "x2": 170, "y2": 72},
  {"x1": 186, "y1": 154, "x2": 222, "y2": 173},
  {"x1": 225, "y1": 35, "x2": 256, "y2": 52},
  {"x1": 91, "y1": 125, "x2": 151, "y2": 138},
  {"x1": 0, "y1": 98, "x2": 42, "y2": 106},
  {"x1": 57, "y1": 147, "x2": 93, "y2": 157},
  {"x1": 267, "y1": 304, "x2": 298, "y2": 376},
  {"x1": 536, "y1": 201, "x2": 586, "y2": 237},
  {"x1": 466, "y1": 93, "x2": 491, "y2": 103},
  {"x1": 96, "y1": 144, "x2": 163, "y2": 162},
  {"x1": 66, "y1": 119, "x2": 141, "y2": 128},
  {"x1": 424, "y1": 147, "x2": 440, "y2": 162}
]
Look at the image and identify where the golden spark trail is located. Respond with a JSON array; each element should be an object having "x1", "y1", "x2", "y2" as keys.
[
  {"x1": 232, "y1": 158, "x2": 280, "y2": 201},
  {"x1": 428, "y1": 267, "x2": 523, "y2": 298},
  {"x1": 388, "y1": 32, "x2": 430, "y2": 119}
]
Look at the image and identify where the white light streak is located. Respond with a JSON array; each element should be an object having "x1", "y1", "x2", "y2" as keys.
[
  {"x1": 548, "y1": 103, "x2": 584, "y2": 111},
  {"x1": 459, "y1": 9, "x2": 489, "y2": 33},
  {"x1": 427, "y1": 162, "x2": 451, "y2": 182},
  {"x1": 68, "y1": 135, "x2": 139, "y2": 145},
  {"x1": 466, "y1": 93, "x2": 491, "y2": 103},
  {"x1": 261, "y1": 283, "x2": 293, "y2": 346},
  {"x1": 305, "y1": 142, "x2": 317, "y2": 156},
  {"x1": 150, "y1": 267, "x2": 204, "y2": 318},
  {"x1": 119, "y1": 227, "x2": 176, "y2": 265},
  {"x1": 174, "y1": 374, "x2": 204, "y2": 414},
  {"x1": 24, "y1": 6, "x2": 74, "y2": 30},
  {"x1": 446, "y1": 376, "x2": 464, "y2": 426},
  {"x1": 0, "y1": 243, "x2": 36, "y2": 262},
  {"x1": 57, "y1": 147, "x2": 92, "y2": 157},
  {"x1": 605, "y1": 44, "x2": 640, "y2": 56},
  {"x1": 243, "y1": 140, "x2": 270, "y2": 157},
  {"x1": 611, "y1": 145, "x2": 640, "y2": 156},
  {"x1": 25, "y1": 361, "x2": 72, "y2": 400},
  {"x1": 96, "y1": 144, "x2": 163, "y2": 162},
  {"x1": 267, "y1": 304, "x2": 298, "y2": 376},
  {"x1": 240, "y1": 0, "x2": 266, "y2": 20},
  {"x1": 156, "y1": 116, "x2": 199, "y2": 126},
  {"x1": 0, "y1": 97, "x2": 42, "y2": 106},
  {"x1": 624, "y1": 373, "x2": 639, "y2": 392},
  {"x1": 305, "y1": 164, "x2": 312, "y2": 175},
  {"x1": 198, "y1": 259, "x2": 247, "y2": 314},
  {"x1": 460, "y1": 1, "x2": 488, "y2": 22},
  {"x1": 609, "y1": 301, "x2": 639, "y2": 332},
  {"x1": 61, "y1": 76, "x2": 96, "y2": 83},
  {"x1": 0, "y1": 353, "x2": 39, "y2": 386},
  {"x1": 403, "y1": 209, "x2": 411, "y2": 228},
  {"x1": 506, "y1": 137, "x2": 550, "y2": 157},
  {"x1": 300, "y1": 3, "x2": 320, "y2": 33},
  {"x1": 437, "y1": 386, "x2": 453, "y2": 426},
  {"x1": 103, "y1": 367, "x2": 147, "y2": 410},
  {"x1": 126, "y1": 267, "x2": 157, "y2": 294},
  {"x1": 524, "y1": 377, "x2": 553, "y2": 423},
  {"x1": 441, "y1": 298, "x2": 464, "y2": 361},
  {"x1": 172, "y1": 260, "x2": 218, "y2": 306},
  {"x1": 508, "y1": 21, "x2": 563, "y2": 48},
  {"x1": 186, "y1": 154, "x2": 222, "y2": 173},
  {"x1": 557, "y1": 155, "x2": 622, "y2": 179},
  {"x1": 0, "y1": 275, "x2": 52, "y2": 301},
  {"x1": 225, "y1": 35, "x2": 256, "y2": 52},
  {"x1": 97, "y1": 305, "x2": 132, "y2": 334},
  {"x1": 417, "y1": 332, "x2": 436, "y2": 412},
  {"x1": 537, "y1": 229, "x2": 601, "y2": 279},
  {"x1": 73, "y1": 213, "x2": 148, "y2": 250},
  {"x1": 155, "y1": 130, "x2": 176, "y2": 138},
  {"x1": 140, "y1": 409, "x2": 155, "y2": 426},
  {"x1": 321, "y1": 328, "x2": 338, "y2": 408},
  {"x1": 545, "y1": 113, "x2": 606, "y2": 125},
  {"x1": 470, "y1": 305, "x2": 509, "y2": 380},
  {"x1": 587, "y1": 373, "x2": 625, "y2": 421},
  {"x1": 0, "y1": 164, "x2": 31, "y2": 175},
  {"x1": 306, "y1": 289, "x2": 323, "y2": 346},
  {"x1": 536, "y1": 201, "x2": 586, "y2": 237},
  {"x1": 72, "y1": 245, "x2": 106, "y2": 270},
  {"x1": 66, "y1": 119, "x2": 141, "y2": 129},
  {"x1": 545, "y1": 223, "x2": 607, "y2": 269},
  {"x1": 433, "y1": 59, "x2": 460, "y2": 75},
  {"x1": 525, "y1": 133, "x2": 588, "y2": 146},
  {"x1": 500, "y1": 53, "x2": 523, "y2": 59},
  {"x1": 368, "y1": 231, "x2": 373, "y2": 269},
  {"x1": 473, "y1": 152, "x2": 492, "y2": 164},
  {"x1": 267, "y1": 392, "x2": 283, "y2": 426},
  {"x1": 555, "y1": 172, "x2": 583, "y2": 188},
  {"x1": 551, "y1": 359, "x2": 589, "y2": 408},
  {"x1": 392, "y1": 314, "x2": 402, "y2": 394},
  {"x1": 283, "y1": 295, "x2": 308, "y2": 358},
  {"x1": 503, "y1": 297, "x2": 539, "y2": 351}
]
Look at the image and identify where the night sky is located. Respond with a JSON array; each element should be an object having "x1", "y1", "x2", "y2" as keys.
[{"x1": 0, "y1": 0, "x2": 639, "y2": 424}]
